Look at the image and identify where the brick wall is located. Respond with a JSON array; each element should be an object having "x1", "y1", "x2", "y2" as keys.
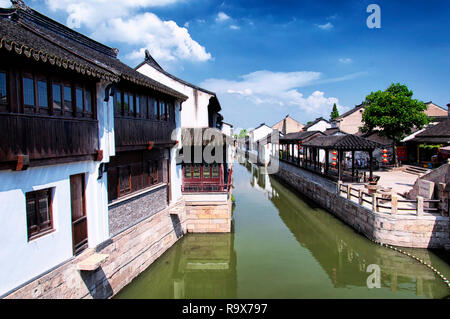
[
  {"x1": 185, "y1": 198, "x2": 232, "y2": 233},
  {"x1": 276, "y1": 161, "x2": 450, "y2": 249},
  {"x1": 108, "y1": 185, "x2": 168, "y2": 236}
]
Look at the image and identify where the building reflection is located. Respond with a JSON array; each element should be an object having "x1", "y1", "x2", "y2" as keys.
[
  {"x1": 170, "y1": 232, "x2": 237, "y2": 299},
  {"x1": 245, "y1": 161, "x2": 444, "y2": 298}
]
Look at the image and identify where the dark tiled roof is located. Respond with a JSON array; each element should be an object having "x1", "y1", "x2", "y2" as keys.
[
  {"x1": 302, "y1": 117, "x2": 330, "y2": 130},
  {"x1": 323, "y1": 128, "x2": 342, "y2": 136},
  {"x1": 303, "y1": 134, "x2": 382, "y2": 150},
  {"x1": 135, "y1": 53, "x2": 217, "y2": 101},
  {"x1": 415, "y1": 119, "x2": 450, "y2": 138},
  {"x1": 280, "y1": 130, "x2": 324, "y2": 142},
  {"x1": 334, "y1": 104, "x2": 365, "y2": 121},
  {"x1": 0, "y1": 5, "x2": 187, "y2": 100}
]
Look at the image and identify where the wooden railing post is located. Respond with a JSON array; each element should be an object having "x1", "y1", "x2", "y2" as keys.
[
  {"x1": 346, "y1": 185, "x2": 351, "y2": 200},
  {"x1": 391, "y1": 195, "x2": 398, "y2": 214},
  {"x1": 372, "y1": 193, "x2": 378, "y2": 212},
  {"x1": 358, "y1": 189, "x2": 363, "y2": 205},
  {"x1": 337, "y1": 181, "x2": 342, "y2": 195},
  {"x1": 417, "y1": 196, "x2": 424, "y2": 216}
]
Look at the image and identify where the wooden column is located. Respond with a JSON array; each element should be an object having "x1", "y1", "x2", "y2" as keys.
[
  {"x1": 351, "y1": 150, "x2": 355, "y2": 181},
  {"x1": 369, "y1": 150, "x2": 374, "y2": 180},
  {"x1": 325, "y1": 149, "x2": 329, "y2": 175},
  {"x1": 338, "y1": 150, "x2": 343, "y2": 181}
]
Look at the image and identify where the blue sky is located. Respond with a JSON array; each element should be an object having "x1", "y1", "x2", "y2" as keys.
[{"x1": 4, "y1": 0, "x2": 450, "y2": 131}]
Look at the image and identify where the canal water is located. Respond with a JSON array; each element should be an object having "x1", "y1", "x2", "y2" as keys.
[{"x1": 115, "y1": 162, "x2": 450, "y2": 299}]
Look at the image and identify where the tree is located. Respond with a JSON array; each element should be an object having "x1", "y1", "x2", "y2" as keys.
[
  {"x1": 330, "y1": 103, "x2": 339, "y2": 120},
  {"x1": 361, "y1": 83, "x2": 429, "y2": 166},
  {"x1": 237, "y1": 129, "x2": 248, "y2": 139}
]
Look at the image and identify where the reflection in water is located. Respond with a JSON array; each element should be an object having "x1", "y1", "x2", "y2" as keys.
[{"x1": 115, "y1": 162, "x2": 450, "y2": 299}]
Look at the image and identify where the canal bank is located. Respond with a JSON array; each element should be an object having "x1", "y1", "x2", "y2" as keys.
[
  {"x1": 115, "y1": 163, "x2": 450, "y2": 299},
  {"x1": 274, "y1": 159, "x2": 450, "y2": 249}
]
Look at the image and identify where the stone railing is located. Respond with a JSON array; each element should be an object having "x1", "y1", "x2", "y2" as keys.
[{"x1": 338, "y1": 182, "x2": 442, "y2": 216}]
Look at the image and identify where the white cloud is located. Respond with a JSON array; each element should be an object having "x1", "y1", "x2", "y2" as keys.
[
  {"x1": 44, "y1": 0, "x2": 211, "y2": 63},
  {"x1": 316, "y1": 22, "x2": 334, "y2": 30},
  {"x1": 339, "y1": 58, "x2": 352, "y2": 64},
  {"x1": 229, "y1": 25, "x2": 240, "y2": 30},
  {"x1": 0, "y1": 0, "x2": 11, "y2": 8},
  {"x1": 216, "y1": 12, "x2": 231, "y2": 22},
  {"x1": 200, "y1": 70, "x2": 343, "y2": 117}
]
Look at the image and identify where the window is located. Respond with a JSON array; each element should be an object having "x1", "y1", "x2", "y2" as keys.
[
  {"x1": 154, "y1": 99, "x2": 159, "y2": 119},
  {"x1": 203, "y1": 164, "x2": 210, "y2": 178},
  {"x1": 193, "y1": 164, "x2": 201, "y2": 179},
  {"x1": 0, "y1": 71, "x2": 7, "y2": 105},
  {"x1": 23, "y1": 76, "x2": 35, "y2": 106},
  {"x1": 52, "y1": 84, "x2": 62, "y2": 111},
  {"x1": 160, "y1": 101, "x2": 166, "y2": 120},
  {"x1": 85, "y1": 89, "x2": 92, "y2": 113},
  {"x1": 118, "y1": 165, "x2": 131, "y2": 196},
  {"x1": 136, "y1": 95, "x2": 140, "y2": 116},
  {"x1": 75, "y1": 88, "x2": 83, "y2": 113},
  {"x1": 123, "y1": 92, "x2": 130, "y2": 113},
  {"x1": 184, "y1": 164, "x2": 192, "y2": 178},
  {"x1": 63, "y1": 85, "x2": 72, "y2": 112},
  {"x1": 114, "y1": 90, "x2": 122, "y2": 114},
  {"x1": 25, "y1": 188, "x2": 53, "y2": 240},
  {"x1": 212, "y1": 164, "x2": 219, "y2": 178},
  {"x1": 129, "y1": 93, "x2": 134, "y2": 114},
  {"x1": 149, "y1": 161, "x2": 159, "y2": 185},
  {"x1": 37, "y1": 80, "x2": 48, "y2": 108}
]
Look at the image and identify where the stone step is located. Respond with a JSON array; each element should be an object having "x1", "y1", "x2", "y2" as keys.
[{"x1": 404, "y1": 165, "x2": 430, "y2": 176}]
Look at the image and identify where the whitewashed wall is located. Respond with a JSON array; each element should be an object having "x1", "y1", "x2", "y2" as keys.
[
  {"x1": 305, "y1": 120, "x2": 331, "y2": 132},
  {"x1": 0, "y1": 83, "x2": 113, "y2": 296},
  {"x1": 0, "y1": 160, "x2": 110, "y2": 296},
  {"x1": 136, "y1": 63, "x2": 214, "y2": 128}
]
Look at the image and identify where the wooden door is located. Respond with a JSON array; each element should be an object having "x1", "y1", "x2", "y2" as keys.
[{"x1": 70, "y1": 174, "x2": 88, "y2": 255}]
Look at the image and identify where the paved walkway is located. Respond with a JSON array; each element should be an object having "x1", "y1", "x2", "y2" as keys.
[{"x1": 373, "y1": 170, "x2": 419, "y2": 195}]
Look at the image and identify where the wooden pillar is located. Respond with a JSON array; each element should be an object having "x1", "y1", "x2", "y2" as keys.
[
  {"x1": 325, "y1": 149, "x2": 329, "y2": 175},
  {"x1": 369, "y1": 150, "x2": 374, "y2": 180},
  {"x1": 338, "y1": 150, "x2": 343, "y2": 181},
  {"x1": 314, "y1": 147, "x2": 317, "y2": 171},
  {"x1": 351, "y1": 150, "x2": 355, "y2": 181}
]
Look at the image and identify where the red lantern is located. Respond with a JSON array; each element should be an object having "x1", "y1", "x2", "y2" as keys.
[
  {"x1": 332, "y1": 162, "x2": 337, "y2": 166},
  {"x1": 332, "y1": 157, "x2": 337, "y2": 161},
  {"x1": 382, "y1": 149, "x2": 387, "y2": 153},
  {"x1": 332, "y1": 151, "x2": 337, "y2": 156},
  {"x1": 382, "y1": 159, "x2": 388, "y2": 163}
]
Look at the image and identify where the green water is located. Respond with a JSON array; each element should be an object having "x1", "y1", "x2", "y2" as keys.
[{"x1": 115, "y1": 162, "x2": 450, "y2": 299}]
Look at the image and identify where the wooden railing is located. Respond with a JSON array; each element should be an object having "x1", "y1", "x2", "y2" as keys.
[
  {"x1": 114, "y1": 117, "x2": 175, "y2": 150},
  {"x1": 0, "y1": 113, "x2": 99, "y2": 168},
  {"x1": 182, "y1": 168, "x2": 233, "y2": 194},
  {"x1": 338, "y1": 182, "x2": 441, "y2": 216}
]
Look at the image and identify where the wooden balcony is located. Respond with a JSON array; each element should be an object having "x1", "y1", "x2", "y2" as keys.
[
  {"x1": 114, "y1": 117, "x2": 176, "y2": 151},
  {"x1": 0, "y1": 113, "x2": 99, "y2": 169},
  {"x1": 182, "y1": 164, "x2": 232, "y2": 193}
]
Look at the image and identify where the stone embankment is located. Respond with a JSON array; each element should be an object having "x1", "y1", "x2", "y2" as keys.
[{"x1": 275, "y1": 160, "x2": 450, "y2": 250}]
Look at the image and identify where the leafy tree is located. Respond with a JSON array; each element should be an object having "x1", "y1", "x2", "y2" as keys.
[
  {"x1": 361, "y1": 83, "x2": 429, "y2": 165},
  {"x1": 330, "y1": 103, "x2": 340, "y2": 120},
  {"x1": 238, "y1": 129, "x2": 248, "y2": 139}
]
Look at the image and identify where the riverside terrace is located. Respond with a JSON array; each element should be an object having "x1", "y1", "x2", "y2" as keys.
[{"x1": 277, "y1": 134, "x2": 383, "y2": 183}]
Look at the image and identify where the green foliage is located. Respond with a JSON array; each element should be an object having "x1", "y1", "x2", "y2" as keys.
[
  {"x1": 238, "y1": 129, "x2": 248, "y2": 138},
  {"x1": 231, "y1": 194, "x2": 236, "y2": 203},
  {"x1": 419, "y1": 144, "x2": 442, "y2": 149},
  {"x1": 306, "y1": 121, "x2": 312, "y2": 125},
  {"x1": 361, "y1": 83, "x2": 430, "y2": 142},
  {"x1": 330, "y1": 103, "x2": 340, "y2": 120}
]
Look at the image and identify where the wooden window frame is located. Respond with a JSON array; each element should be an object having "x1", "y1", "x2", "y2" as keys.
[
  {"x1": 0, "y1": 68, "x2": 9, "y2": 112},
  {"x1": 25, "y1": 188, "x2": 54, "y2": 241}
]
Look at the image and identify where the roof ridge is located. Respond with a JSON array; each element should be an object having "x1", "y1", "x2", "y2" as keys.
[{"x1": 16, "y1": 3, "x2": 118, "y2": 58}]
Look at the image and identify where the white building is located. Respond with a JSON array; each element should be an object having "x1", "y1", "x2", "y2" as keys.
[{"x1": 303, "y1": 117, "x2": 332, "y2": 132}]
